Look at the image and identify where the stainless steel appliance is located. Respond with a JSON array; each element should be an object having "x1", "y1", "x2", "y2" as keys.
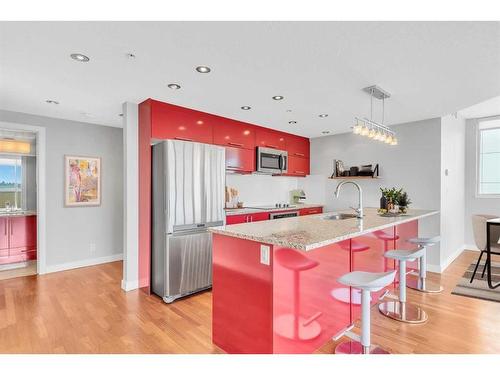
[
  {"x1": 270, "y1": 211, "x2": 299, "y2": 219},
  {"x1": 256, "y1": 147, "x2": 288, "y2": 174},
  {"x1": 152, "y1": 140, "x2": 225, "y2": 303}
]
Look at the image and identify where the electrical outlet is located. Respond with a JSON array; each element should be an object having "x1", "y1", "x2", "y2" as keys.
[
  {"x1": 90, "y1": 243, "x2": 96, "y2": 254},
  {"x1": 260, "y1": 245, "x2": 270, "y2": 266}
]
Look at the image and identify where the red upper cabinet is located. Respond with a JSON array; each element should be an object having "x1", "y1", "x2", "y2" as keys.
[
  {"x1": 287, "y1": 155, "x2": 310, "y2": 177},
  {"x1": 225, "y1": 146, "x2": 255, "y2": 173},
  {"x1": 255, "y1": 128, "x2": 287, "y2": 150},
  {"x1": 149, "y1": 100, "x2": 213, "y2": 144},
  {"x1": 287, "y1": 135, "x2": 310, "y2": 158},
  {"x1": 213, "y1": 119, "x2": 256, "y2": 149}
]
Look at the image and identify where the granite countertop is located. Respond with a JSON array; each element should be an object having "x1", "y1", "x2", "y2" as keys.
[
  {"x1": 211, "y1": 207, "x2": 438, "y2": 251},
  {"x1": 225, "y1": 203, "x2": 323, "y2": 216},
  {"x1": 0, "y1": 210, "x2": 37, "y2": 217}
]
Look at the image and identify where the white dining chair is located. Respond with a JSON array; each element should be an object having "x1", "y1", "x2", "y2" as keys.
[{"x1": 470, "y1": 214, "x2": 499, "y2": 283}]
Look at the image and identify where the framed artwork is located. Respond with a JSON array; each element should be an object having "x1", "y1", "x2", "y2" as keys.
[{"x1": 64, "y1": 155, "x2": 101, "y2": 207}]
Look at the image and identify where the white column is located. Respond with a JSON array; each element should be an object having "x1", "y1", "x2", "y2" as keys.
[{"x1": 121, "y1": 102, "x2": 139, "y2": 291}]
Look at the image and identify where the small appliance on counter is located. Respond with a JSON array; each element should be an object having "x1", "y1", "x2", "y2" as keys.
[
  {"x1": 225, "y1": 186, "x2": 242, "y2": 208},
  {"x1": 290, "y1": 189, "x2": 306, "y2": 204},
  {"x1": 152, "y1": 140, "x2": 225, "y2": 304}
]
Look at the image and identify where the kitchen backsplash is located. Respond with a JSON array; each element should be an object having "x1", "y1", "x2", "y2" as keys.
[{"x1": 225, "y1": 173, "x2": 299, "y2": 207}]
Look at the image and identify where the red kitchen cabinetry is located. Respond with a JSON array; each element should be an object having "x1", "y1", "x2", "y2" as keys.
[
  {"x1": 299, "y1": 207, "x2": 323, "y2": 216},
  {"x1": 225, "y1": 147, "x2": 255, "y2": 173},
  {"x1": 213, "y1": 119, "x2": 256, "y2": 149},
  {"x1": 226, "y1": 212, "x2": 270, "y2": 224},
  {"x1": 255, "y1": 128, "x2": 287, "y2": 150},
  {"x1": 149, "y1": 100, "x2": 214, "y2": 144},
  {"x1": 0, "y1": 215, "x2": 37, "y2": 265},
  {"x1": 286, "y1": 135, "x2": 310, "y2": 158},
  {"x1": 286, "y1": 156, "x2": 310, "y2": 177}
]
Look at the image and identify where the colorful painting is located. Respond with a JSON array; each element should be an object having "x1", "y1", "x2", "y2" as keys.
[{"x1": 65, "y1": 156, "x2": 101, "y2": 207}]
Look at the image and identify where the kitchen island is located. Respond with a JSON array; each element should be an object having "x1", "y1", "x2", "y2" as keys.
[{"x1": 210, "y1": 207, "x2": 438, "y2": 353}]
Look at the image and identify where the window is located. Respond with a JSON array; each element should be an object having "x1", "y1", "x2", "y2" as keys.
[
  {"x1": 0, "y1": 156, "x2": 22, "y2": 209},
  {"x1": 477, "y1": 117, "x2": 500, "y2": 196}
]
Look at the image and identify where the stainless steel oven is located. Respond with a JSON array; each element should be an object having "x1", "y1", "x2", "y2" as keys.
[
  {"x1": 256, "y1": 147, "x2": 288, "y2": 174},
  {"x1": 270, "y1": 211, "x2": 298, "y2": 220}
]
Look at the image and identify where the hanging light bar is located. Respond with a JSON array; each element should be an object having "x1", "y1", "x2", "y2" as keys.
[{"x1": 352, "y1": 85, "x2": 398, "y2": 146}]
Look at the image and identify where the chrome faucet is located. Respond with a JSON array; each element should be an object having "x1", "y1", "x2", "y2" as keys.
[{"x1": 334, "y1": 181, "x2": 364, "y2": 219}]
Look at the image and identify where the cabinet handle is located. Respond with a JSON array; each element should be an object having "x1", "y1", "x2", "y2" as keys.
[
  {"x1": 10, "y1": 220, "x2": 13, "y2": 235},
  {"x1": 266, "y1": 144, "x2": 278, "y2": 149},
  {"x1": 250, "y1": 216, "x2": 253, "y2": 222},
  {"x1": 174, "y1": 137, "x2": 193, "y2": 142},
  {"x1": 4, "y1": 220, "x2": 6, "y2": 236},
  {"x1": 294, "y1": 171, "x2": 306, "y2": 174},
  {"x1": 228, "y1": 142, "x2": 244, "y2": 148},
  {"x1": 227, "y1": 165, "x2": 243, "y2": 170},
  {"x1": 294, "y1": 153, "x2": 305, "y2": 157}
]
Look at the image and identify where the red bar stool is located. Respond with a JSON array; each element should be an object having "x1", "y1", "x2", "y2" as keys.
[{"x1": 274, "y1": 249, "x2": 322, "y2": 341}]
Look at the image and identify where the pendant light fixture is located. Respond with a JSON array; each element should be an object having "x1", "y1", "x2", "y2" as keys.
[{"x1": 353, "y1": 85, "x2": 398, "y2": 145}]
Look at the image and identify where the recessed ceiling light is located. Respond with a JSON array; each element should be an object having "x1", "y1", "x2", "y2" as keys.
[
  {"x1": 319, "y1": 114, "x2": 329, "y2": 118},
  {"x1": 126, "y1": 53, "x2": 136, "y2": 59},
  {"x1": 286, "y1": 109, "x2": 292, "y2": 112},
  {"x1": 81, "y1": 112, "x2": 95, "y2": 118},
  {"x1": 196, "y1": 66, "x2": 211, "y2": 73},
  {"x1": 118, "y1": 113, "x2": 124, "y2": 117},
  {"x1": 322, "y1": 131, "x2": 330, "y2": 135},
  {"x1": 289, "y1": 121, "x2": 297, "y2": 125},
  {"x1": 272, "y1": 96, "x2": 284, "y2": 100},
  {"x1": 45, "y1": 100, "x2": 59, "y2": 105},
  {"x1": 70, "y1": 53, "x2": 89, "y2": 62},
  {"x1": 241, "y1": 106, "x2": 251, "y2": 110},
  {"x1": 168, "y1": 83, "x2": 181, "y2": 90}
]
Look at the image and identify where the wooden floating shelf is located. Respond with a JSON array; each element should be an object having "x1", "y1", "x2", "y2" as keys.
[{"x1": 329, "y1": 176, "x2": 380, "y2": 180}]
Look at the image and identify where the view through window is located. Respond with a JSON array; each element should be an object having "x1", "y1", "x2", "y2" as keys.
[
  {"x1": 0, "y1": 156, "x2": 22, "y2": 209},
  {"x1": 478, "y1": 118, "x2": 500, "y2": 196}
]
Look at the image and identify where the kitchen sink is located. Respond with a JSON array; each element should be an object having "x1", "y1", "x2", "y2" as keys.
[{"x1": 322, "y1": 213, "x2": 359, "y2": 220}]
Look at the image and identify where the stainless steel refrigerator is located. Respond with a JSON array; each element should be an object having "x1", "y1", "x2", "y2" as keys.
[{"x1": 152, "y1": 140, "x2": 225, "y2": 303}]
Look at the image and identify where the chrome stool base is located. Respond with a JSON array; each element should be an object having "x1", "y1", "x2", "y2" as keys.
[
  {"x1": 335, "y1": 341, "x2": 390, "y2": 354},
  {"x1": 378, "y1": 301, "x2": 428, "y2": 324},
  {"x1": 406, "y1": 276, "x2": 443, "y2": 293}
]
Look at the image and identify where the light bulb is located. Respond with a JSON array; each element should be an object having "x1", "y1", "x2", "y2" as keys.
[
  {"x1": 353, "y1": 124, "x2": 362, "y2": 134},
  {"x1": 368, "y1": 128, "x2": 376, "y2": 138},
  {"x1": 385, "y1": 135, "x2": 393, "y2": 144},
  {"x1": 374, "y1": 131, "x2": 381, "y2": 140},
  {"x1": 391, "y1": 137, "x2": 398, "y2": 145},
  {"x1": 380, "y1": 132, "x2": 387, "y2": 142},
  {"x1": 361, "y1": 126, "x2": 369, "y2": 136}
]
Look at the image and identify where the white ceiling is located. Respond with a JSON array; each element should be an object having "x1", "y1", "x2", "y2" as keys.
[
  {"x1": 1, "y1": 21, "x2": 499, "y2": 138},
  {"x1": 458, "y1": 95, "x2": 500, "y2": 119}
]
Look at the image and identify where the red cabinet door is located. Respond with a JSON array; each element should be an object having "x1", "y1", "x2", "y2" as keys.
[
  {"x1": 151, "y1": 100, "x2": 214, "y2": 143},
  {"x1": 287, "y1": 135, "x2": 310, "y2": 158},
  {"x1": 248, "y1": 212, "x2": 270, "y2": 222},
  {"x1": 299, "y1": 207, "x2": 323, "y2": 216},
  {"x1": 225, "y1": 146, "x2": 256, "y2": 173},
  {"x1": 255, "y1": 128, "x2": 287, "y2": 150},
  {"x1": 0, "y1": 217, "x2": 8, "y2": 259},
  {"x1": 9, "y1": 216, "x2": 37, "y2": 253},
  {"x1": 287, "y1": 155, "x2": 310, "y2": 176},
  {"x1": 226, "y1": 214, "x2": 249, "y2": 225},
  {"x1": 213, "y1": 119, "x2": 256, "y2": 149}
]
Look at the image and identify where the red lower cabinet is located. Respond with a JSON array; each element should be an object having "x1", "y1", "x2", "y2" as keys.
[
  {"x1": 226, "y1": 212, "x2": 270, "y2": 224},
  {"x1": 0, "y1": 215, "x2": 37, "y2": 265},
  {"x1": 299, "y1": 207, "x2": 323, "y2": 216},
  {"x1": 225, "y1": 146, "x2": 255, "y2": 173}
]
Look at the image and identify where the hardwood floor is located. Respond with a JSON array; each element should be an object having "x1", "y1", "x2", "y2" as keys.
[{"x1": 0, "y1": 250, "x2": 498, "y2": 354}]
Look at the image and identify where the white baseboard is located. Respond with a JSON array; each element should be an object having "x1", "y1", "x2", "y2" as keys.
[
  {"x1": 427, "y1": 244, "x2": 467, "y2": 274},
  {"x1": 44, "y1": 253, "x2": 123, "y2": 274},
  {"x1": 464, "y1": 244, "x2": 479, "y2": 251},
  {"x1": 121, "y1": 279, "x2": 139, "y2": 291},
  {"x1": 0, "y1": 260, "x2": 35, "y2": 272}
]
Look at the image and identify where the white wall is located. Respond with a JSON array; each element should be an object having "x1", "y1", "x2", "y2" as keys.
[
  {"x1": 440, "y1": 114, "x2": 466, "y2": 269},
  {"x1": 0, "y1": 109, "x2": 123, "y2": 271},
  {"x1": 299, "y1": 118, "x2": 442, "y2": 268},
  {"x1": 225, "y1": 173, "x2": 299, "y2": 206},
  {"x1": 464, "y1": 118, "x2": 500, "y2": 248}
]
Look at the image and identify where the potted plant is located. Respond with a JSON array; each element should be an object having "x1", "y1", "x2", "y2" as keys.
[{"x1": 397, "y1": 191, "x2": 412, "y2": 214}]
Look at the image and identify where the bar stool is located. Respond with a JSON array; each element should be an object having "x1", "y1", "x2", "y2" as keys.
[
  {"x1": 334, "y1": 270, "x2": 396, "y2": 354},
  {"x1": 378, "y1": 248, "x2": 428, "y2": 324},
  {"x1": 374, "y1": 230, "x2": 400, "y2": 271},
  {"x1": 331, "y1": 240, "x2": 372, "y2": 305},
  {"x1": 406, "y1": 236, "x2": 443, "y2": 293},
  {"x1": 274, "y1": 249, "x2": 322, "y2": 341}
]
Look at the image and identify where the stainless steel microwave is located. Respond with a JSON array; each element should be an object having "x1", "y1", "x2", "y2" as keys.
[{"x1": 256, "y1": 147, "x2": 288, "y2": 174}]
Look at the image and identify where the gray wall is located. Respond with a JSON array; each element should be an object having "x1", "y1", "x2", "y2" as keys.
[
  {"x1": 298, "y1": 118, "x2": 442, "y2": 267},
  {"x1": 465, "y1": 118, "x2": 500, "y2": 247},
  {"x1": 0, "y1": 110, "x2": 123, "y2": 268}
]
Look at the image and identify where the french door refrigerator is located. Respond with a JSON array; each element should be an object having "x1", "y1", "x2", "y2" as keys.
[{"x1": 152, "y1": 140, "x2": 225, "y2": 303}]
